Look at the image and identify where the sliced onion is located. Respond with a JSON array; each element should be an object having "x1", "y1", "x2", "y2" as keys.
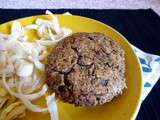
[
  {"x1": 46, "y1": 10, "x2": 61, "y2": 34},
  {"x1": 0, "y1": 59, "x2": 15, "y2": 77},
  {"x1": 18, "y1": 81, "x2": 48, "y2": 100},
  {"x1": 63, "y1": 12, "x2": 72, "y2": 15},
  {"x1": 0, "y1": 10, "x2": 73, "y2": 118},
  {"x1": 33, "y1": 59, "x2": 44, "y2": 71},
  {"x1": 11, "y1": 21, "x2": 22, "y2": 33},
  {"x1": 37, "y1": 40, "x2": 59, "y2": 46},
  {"x1": 18, "y1": 72, "x2": 42, "y2": 94},
  {"x1": 17, "y1": 80, "x2": 24, "y2": 94},
  {"x1": 46, "y1": 93, "x2": 58, "y2": 120},
  {"x1": 48, "y1": 28, "x2": 56, "y2": 40},
  {"x1": 36, "y1": 19, "x2": 53, "y2": 27},
  {"x1": 2, "y1": 74, "x2": 48, "y2": 112},
  {"x1": 15, "y1": 59, "x2": 34, "y2": 77},
  {"x1": 18, "y1": 95, "x2": 48, "y2": 113},
  {"x1": 23, "y1": 85, "x2": 48, "y2": 100},
  {"x1": 37, "y1": 25, "x2": 49, "y2": 38},
  {"x1": 24, "y1": 24, "x2": 38, "y2": 31},
  {"x1": 23, "y1": 82, "x2": 43, "y2": 94},
  {"x1": 61, "y1": 28, "x2": 72, "y2": 37},
  {"x1": 8, "y1": 21, "x2": 24, "y2": 42}
]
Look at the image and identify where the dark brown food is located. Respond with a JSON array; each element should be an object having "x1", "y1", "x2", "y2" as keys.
[{"x1": 45, "y1": 32, "x2": 126, "y2": 106}]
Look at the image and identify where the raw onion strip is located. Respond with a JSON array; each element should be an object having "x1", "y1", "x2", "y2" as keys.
[
  {"x1": 24, "y1": 25, "x2": 38, "y2": 31},
  {"x1": 17, "y1": 80, "x2": 48, "y2": 100},
  {"x1": 46, "y1": 93, "x2": 58, "y2": 120},
  {"x1": 46, "y1": 10, "x2": 61, "y2": 34},
  {"x1": 2, "y1": 74, "x2": 48, "y2": 112}
]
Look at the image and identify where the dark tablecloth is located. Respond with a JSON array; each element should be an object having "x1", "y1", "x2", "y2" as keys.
[{"x1": 0, "y1": 9, "x2": 160, "y2": 120}]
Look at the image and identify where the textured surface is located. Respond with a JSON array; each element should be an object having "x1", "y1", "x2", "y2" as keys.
[
  {"x1": 46, "y1": 32, "x2": 126, "y2": 106},
  {"x1": 0, "y1": 9, "x2": 160, "y2": 120},
  {"x1": 0, "y1": 0, "x2": 160, "y2": 15}
]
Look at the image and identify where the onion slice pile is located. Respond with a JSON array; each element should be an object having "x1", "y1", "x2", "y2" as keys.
[
  {"x1": 0, "y1": 10, "x2": 72, "y2": 119},
  {"x1": 2, "y1": 74, "x2": 48, "y2": 112}
]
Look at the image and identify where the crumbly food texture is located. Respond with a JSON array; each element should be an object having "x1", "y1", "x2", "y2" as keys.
[{"x1": 45, "y1": 32, "x2": 126, "y2": 106}]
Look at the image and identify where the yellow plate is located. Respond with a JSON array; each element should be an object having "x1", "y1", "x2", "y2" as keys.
[{"x1": 0, "y1": 15, "x2": 142, "y2": 120}]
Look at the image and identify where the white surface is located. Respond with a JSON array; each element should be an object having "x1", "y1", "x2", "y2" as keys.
[
  {"x1": 0, "y1": 0, "x2": 160, "y2": 15},
  {"x1": 132, "y1": 46, "x2": 160, "y2": 100}
]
